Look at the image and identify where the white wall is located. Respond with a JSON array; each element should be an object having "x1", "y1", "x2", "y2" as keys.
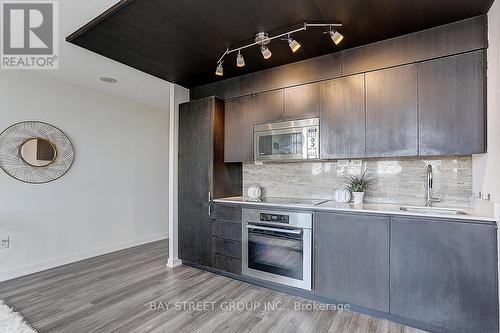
[
  {"x1": 473, "y1": 0, "x2": 500, "y2": 203},
  {"x1": 0, "y1": 71, "x2": 171, "y2": 282}
]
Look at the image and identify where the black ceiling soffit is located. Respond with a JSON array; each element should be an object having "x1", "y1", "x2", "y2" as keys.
[{"x1": 67, "y1": 0, "x2": 495, "y2": 89}]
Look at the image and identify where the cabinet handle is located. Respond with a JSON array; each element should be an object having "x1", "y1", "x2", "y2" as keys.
[
  {"x1": 208, "y1": 205, "x2": 212, "y2": 216},
  {"x1": 208, "y1": 191, "x2": 212, "y2": 202}
]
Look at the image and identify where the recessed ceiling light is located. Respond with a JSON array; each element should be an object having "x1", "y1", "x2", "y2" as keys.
[{"x1": 100, "y1": 77, "x2": 117, "y2": 83}]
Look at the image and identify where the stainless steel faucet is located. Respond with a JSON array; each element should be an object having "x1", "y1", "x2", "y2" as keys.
[{"x1": 426, "y1": 165, "x2": 440, "y2": 207}]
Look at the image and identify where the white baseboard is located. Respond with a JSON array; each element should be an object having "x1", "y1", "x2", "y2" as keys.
[{"x1": 0, "y1": 233, "x2": 169, "y2": 283}]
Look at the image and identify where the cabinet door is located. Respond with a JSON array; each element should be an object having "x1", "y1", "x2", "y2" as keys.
[
  {"x1": 178, "y1": 98, "x2": 213, "y2": 267},
  {"x1": 418, "y1": 50, "x2": 486, "y2": 155},
  {"x1": 224, "y1": 97, "x2": 252, "y2": 162},
  {"x1": 315, "y1": 212, "x2": 390, "y2": 312},
  {"x1": 366, "y1": 65, "x2": 418, "y2": 157},
  {"x1": 284, "y1": 83, "x2": 320, "y2": 120},
  {"x1": 250, "y1": 89, "x2": 284, "y2": 125},
  {"x1": 391, "y1": 217, "x2": 498, "y2": 333},
  {"x1": 319, "y1": 75, "x2": 365, "y2": 159}
]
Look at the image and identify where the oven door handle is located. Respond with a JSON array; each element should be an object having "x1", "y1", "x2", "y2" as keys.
[{"x1": 246, "y1": 224, "x2": 303, "y2": 235}]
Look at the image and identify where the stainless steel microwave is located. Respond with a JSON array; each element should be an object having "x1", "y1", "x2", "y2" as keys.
[{"x1": 254, "y1": 118, "x2": 319, "y2": 161}]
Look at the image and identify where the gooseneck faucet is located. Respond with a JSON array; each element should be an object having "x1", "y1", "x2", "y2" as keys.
[{"x1": 426, "y1": 165, "x2": 440, "y2": 207}]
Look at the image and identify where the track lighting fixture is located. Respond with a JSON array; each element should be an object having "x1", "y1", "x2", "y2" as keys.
[
  {"x1": 215, "y1": 22, "x2": 343, "y2": 76},
  {"x1": 281, "y1": 34, "x2": 301, "y2": 53},
  {"x1": 236, "y1": 50, "x2": 245, "y2": 67},
  {"x1": 283, "y1": 33, "x2": 301, "y2": 53},
  {"x1": 260, "y1": 46, "x2": 272, "y2": 59},
  {"x1": 329, "y1": 30, "x2": 344, "y2": 45},
  {"x1": 288, "y1": 38, "x2": 301, "y2": 52},
  {"x1": 215, "y1": 61, "x2": 223, "y2": 76}
]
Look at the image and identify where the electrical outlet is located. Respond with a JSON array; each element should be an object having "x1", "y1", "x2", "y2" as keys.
[
  {"x1": 0, "y1": 237, "x2": 9, "y2": 249},
  {"x1": 481, "y1": 193, "x2": 492, "y2": 201}
]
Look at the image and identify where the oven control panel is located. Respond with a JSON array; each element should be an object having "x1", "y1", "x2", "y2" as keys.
[
  {"x1": 259, "y1": 213, "x2": 289, "y2": 224},
  {"x1": 306, "y1": 127, "x2": 319, "y2": 159}
]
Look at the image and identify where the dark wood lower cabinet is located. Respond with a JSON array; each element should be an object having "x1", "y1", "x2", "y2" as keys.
[
  {"x1": 213, "y1": 254, "x2": 242, "y2": 274},
  {"x1": 314, "y1": 212, "x2": 390, "y2": 312},
  {"x1": 211, "y1": 204, "x2": 243, "y2": 274},
  {"x1": 390, "y1": 217, "x2": 498, "y2": 333}
]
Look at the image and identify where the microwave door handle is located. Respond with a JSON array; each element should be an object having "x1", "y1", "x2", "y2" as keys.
[{"x1": 246, "y1": 224, "x2": 303, "y2": 235}]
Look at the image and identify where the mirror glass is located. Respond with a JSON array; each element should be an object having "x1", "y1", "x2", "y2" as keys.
[{"x1": 20, "y1": 138, "x2": 57, "y2": 167}]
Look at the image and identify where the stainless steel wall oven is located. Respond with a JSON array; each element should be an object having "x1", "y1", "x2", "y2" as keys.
[{"x1": 242, "y1": 208, "x2": 312, "y2": 290}]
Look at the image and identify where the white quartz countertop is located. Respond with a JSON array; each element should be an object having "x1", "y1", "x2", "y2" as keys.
[{"x1": 213, "y1": 196, "x2": 497, "y2": 223}]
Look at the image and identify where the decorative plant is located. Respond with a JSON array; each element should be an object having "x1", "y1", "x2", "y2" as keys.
[{"x1": 347, "y1": 170, "x2": 372, "y2": 193}]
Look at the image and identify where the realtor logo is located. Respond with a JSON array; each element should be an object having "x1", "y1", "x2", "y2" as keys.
[{"x1": 1, "y1": 1, "x2": 58, "y2": 69}]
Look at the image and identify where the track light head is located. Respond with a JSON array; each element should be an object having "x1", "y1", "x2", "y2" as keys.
[
  {"x1": 261, "y1": 45, "x2": 272, "y2": 59},
  {"x1": 236, "y1": 50, "x2": 245, "y2": 67},
  {"x1": 329, "y1": 30, "x2": 344, "y2": 45},
  {"x1": 288, "y1": 38, "x2": 301, "y2": 52},
  {"x1": 215, "y1": 62, "x2": 223, "y2": 76}
]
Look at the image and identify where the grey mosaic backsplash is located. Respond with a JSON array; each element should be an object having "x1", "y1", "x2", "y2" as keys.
[{"x1": 243, "y1": 156, "x2": 473, "y2": 207}]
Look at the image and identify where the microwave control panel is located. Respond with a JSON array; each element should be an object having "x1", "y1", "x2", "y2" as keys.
[{"x1": 306, "y1": 127, "x2": 319, "y2": 158}]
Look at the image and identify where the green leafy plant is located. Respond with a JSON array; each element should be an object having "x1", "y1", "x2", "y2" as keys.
[{"x1": 347, "y1": 170, "x2": 371, "y2": 193}]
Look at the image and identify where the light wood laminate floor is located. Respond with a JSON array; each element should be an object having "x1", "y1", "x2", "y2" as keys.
[{"x1": 0, "y1": 240, "x2": 426, "y2": 333}]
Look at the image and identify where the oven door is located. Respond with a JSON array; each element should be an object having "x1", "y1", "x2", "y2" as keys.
[
  {"x1": 242, "y1": 222, "x2": 312, "y2": 290},
  {"x1": 254, "y1": 127, "x2": 308, "y2": 161}
]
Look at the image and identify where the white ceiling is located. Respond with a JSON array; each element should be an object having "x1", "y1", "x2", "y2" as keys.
[{"x1": 33, "y1": 0, "x2": 174, "y2": 110}]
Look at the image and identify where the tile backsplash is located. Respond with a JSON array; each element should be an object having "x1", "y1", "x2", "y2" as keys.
[{"x1": 243, "y1": 156, "x2": 472, "y2": 207}]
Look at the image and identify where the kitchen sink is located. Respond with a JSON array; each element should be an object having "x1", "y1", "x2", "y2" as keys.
[{"x1": 400, "y1": 205, "x2": 469, "y2": 215}]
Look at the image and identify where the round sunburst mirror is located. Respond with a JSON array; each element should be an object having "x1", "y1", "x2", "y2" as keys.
[{"x1": 0, "y1": 121, "x2": 75, "y2": 184}]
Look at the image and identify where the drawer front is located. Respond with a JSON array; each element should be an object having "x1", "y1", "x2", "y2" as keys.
[
  {"x1": 213, "y1": 254, "x2": 242, "y2": 274},
  {"x1": 214, "y1": 204, "x2": 242, "y2": 221},
  {"x1": 213, "y1": 220, "x2": 242, "y2": 241},
  {"x1": 212, "y1": 237, "x2": 242, "y2": 259}
]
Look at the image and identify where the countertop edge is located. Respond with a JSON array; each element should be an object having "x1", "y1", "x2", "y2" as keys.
[{"x1": 213, "y1": 198, "x2": 498, "y2": 224}]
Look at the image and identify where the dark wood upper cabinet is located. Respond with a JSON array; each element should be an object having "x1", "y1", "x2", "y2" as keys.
[
  {"x1": 366, "y1": 65, "x2": 418, "y2": 157},
  {"x1": 224, "y1": 90, "x2": 284, "y2": 162},
  {"x1": 315, "y1": 212, "x2": 390, "y2": 312},
  {"x1": 178, "y1": 97, "x2": 242, "y2": 267},
  {"x1": 418, "y1": 50, "x2": 486, "y2": 155},
  {"x1": 284, "y1": 83, "x2": 320, "y2": 120},
  {"x1": 224, "y1": 97, "x2": 252, "y2": 163},
  {"x1": 249, "y1": 89, "x2": 284, "y2": 125},
  {"x1": 222, "y1": 50, "x2": 485, "y2": 162},
  {"x1": 319, "y1": 74, "x2": 366, "y2": 159},
  {"x1": 390, "y1": 217, "x2": 498, "y2": 333}
]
